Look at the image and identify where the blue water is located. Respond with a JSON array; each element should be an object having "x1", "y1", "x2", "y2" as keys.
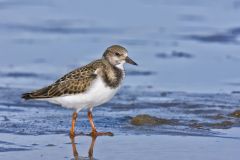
[
  {"x1": 1, "y1": 0, "x2": 240, "y2": 92},
  {"x1": 0, "y1": 0, "x2": 240, "y2": 137}
]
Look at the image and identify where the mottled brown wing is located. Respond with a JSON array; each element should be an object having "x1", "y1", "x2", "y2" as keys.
[
  {"x1": 22, "y1": 75, "x2": 97, "y2": 99},
  {"x1": 22, "y1": 64, "x2": 99, "y2": 99}
]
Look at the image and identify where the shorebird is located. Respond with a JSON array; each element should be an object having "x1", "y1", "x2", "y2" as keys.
[{"x1": 22, "y1": 45, "x2": 137, "y2": 137}]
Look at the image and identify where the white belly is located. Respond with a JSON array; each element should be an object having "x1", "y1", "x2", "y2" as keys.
[{"x1": 45, "y1": 76, "x2": 120, "y2": 111}]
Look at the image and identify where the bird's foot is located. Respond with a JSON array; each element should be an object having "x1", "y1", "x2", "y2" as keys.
[
  {"x1": 69, "y1": 130, "x2": 75, "y2": 138},
  {"x1": 88, "y1": 130, "x2": 114, "y2": 137}
]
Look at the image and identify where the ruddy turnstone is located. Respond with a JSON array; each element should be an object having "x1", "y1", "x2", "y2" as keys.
[{"x1": 22, "y1": 45, "x2": 137, "y2": 137}]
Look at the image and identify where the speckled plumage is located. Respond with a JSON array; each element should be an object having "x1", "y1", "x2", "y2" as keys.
[{"x1": 22, "y1": 59, "x2": 123, "y2": 99}]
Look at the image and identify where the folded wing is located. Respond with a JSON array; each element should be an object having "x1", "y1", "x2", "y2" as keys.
[{"x1": 22, "y1": 65, "x2": 98, "y2": 100}]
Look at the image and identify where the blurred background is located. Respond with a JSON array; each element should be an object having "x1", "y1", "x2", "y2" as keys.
[
  {"x1": 0, "y1": 1, "x2": 240, "y2": 159},
  {"x1": 1, "y1": 0, "x2": 240, "y2": 93}
]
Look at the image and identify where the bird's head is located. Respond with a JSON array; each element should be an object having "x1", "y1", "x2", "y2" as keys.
[{"x1": 103, "y1": 45, "x2": 138, "y2": 66}]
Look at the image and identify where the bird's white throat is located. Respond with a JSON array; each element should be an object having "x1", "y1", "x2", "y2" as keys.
[
  {"x1": 116, "y1": 61, "x2": 125, "y2": 78},
  {"x1": 116, "y1": 61, "x2": 125, "y2": 70}
]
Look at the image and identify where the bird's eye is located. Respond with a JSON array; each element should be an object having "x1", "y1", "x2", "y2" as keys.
[{"x1": 115, "y1": 52, "x2": 121, "y2": 56}]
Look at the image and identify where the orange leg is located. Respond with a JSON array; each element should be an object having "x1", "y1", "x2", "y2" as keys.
[
  {"x1": 70, "y1": 112, "x2": 78, "y2": 138},
  {"x1": 88, "y1": 110, "x2": 97, "y2": 132},
  {"x1": 87, "y1": 110, "x2": 113, "y2": 137}
]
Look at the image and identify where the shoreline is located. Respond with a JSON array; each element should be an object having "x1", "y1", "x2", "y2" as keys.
[{"x1": 0, "y1": 128, "x2": 239, "y2": 160}]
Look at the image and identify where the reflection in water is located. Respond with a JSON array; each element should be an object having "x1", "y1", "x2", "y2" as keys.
[{"x1": 70, "y1": 136, "x2": 97, "y2": 160}]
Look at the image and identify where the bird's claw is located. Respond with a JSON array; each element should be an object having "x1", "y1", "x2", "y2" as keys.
[{"x1": 88, "y1": 131, "x2": 114, "y2": 137}]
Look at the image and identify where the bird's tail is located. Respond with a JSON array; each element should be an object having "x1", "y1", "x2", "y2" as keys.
[
  {"x1": 21, "y1": 86, "x2": 51, "y2": 100},
  {"x1": 21, "y1": 92, "x2": 34, "y2": 100}
]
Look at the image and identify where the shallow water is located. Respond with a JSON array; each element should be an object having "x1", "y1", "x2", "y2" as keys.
[
  {"x1": 0, "y1": 86, "x2": 240, "y2": 137},
  {"x1": 1, "y1": 129, "x2": 240, "y2": 160}
]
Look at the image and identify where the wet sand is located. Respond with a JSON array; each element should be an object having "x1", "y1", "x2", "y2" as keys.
[
  {"x1": 1, "y1": 87, "x2": 240, "y2": 137},
  {"x1": 0, "y1": 128, "x2": 239, "y2": 160},
  {"x1": 1, "y1": 87, "x2": 240, "y2": 160}
]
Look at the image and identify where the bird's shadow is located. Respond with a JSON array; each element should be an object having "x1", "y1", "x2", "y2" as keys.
[{"x1": 70, "y1": 136, "x2": 98, "y2": 160}]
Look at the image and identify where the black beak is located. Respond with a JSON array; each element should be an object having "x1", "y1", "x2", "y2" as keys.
[{"x1": 125, "y1": 56, "x2": 138, "y2": 65}]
